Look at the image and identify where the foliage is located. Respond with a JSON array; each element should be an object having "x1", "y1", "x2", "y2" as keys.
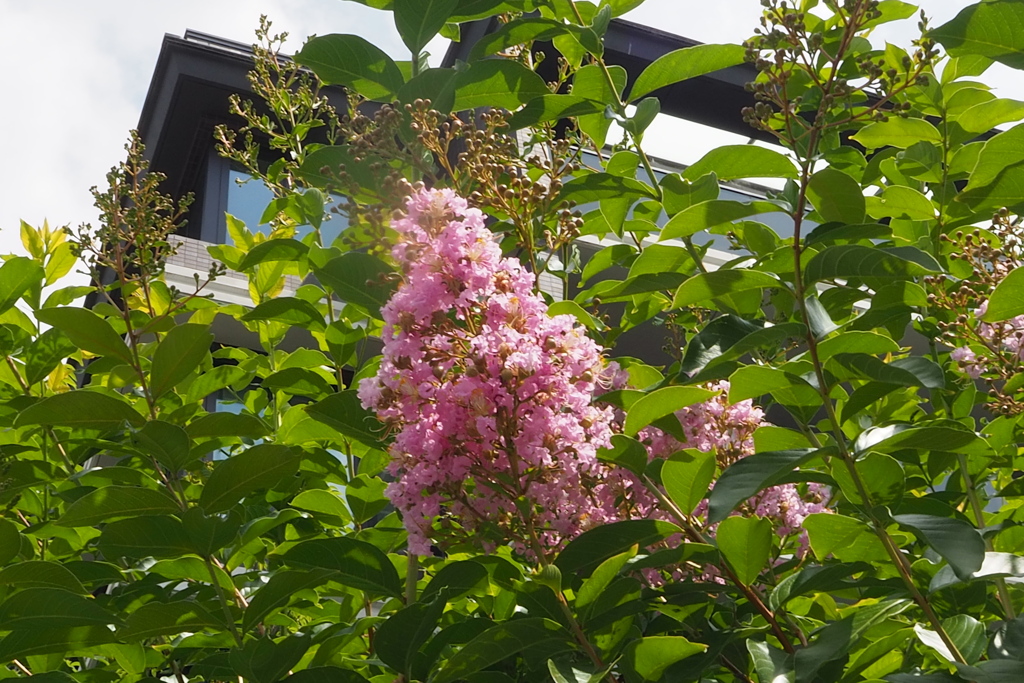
[{"x1": 3, "y1": 0, "x2": 1024, "y2": 681}]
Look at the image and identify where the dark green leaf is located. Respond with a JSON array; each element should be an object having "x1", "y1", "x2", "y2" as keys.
[
  {"x1": 0, "y1": 626, "x2": 115, "y2": 662},
  {"x1": 432, "y1": 618, "x2": 572, "y2": 683},
  {"x1": 237, "y1": 239, "x2": 308, "y2": 271},
  {"x1": 422, "y1": 560, "x2": 489, "y2": 602},
  {"x1": 118, "y1": 600, "x2": 223, "y2": 639},
  {"x1": 305, "y1": 391, "x2": 387, "y2": 450},
  {"x1": 34, "y1": 307, "x2": 132, "y2": 363},
  {"x1": 16, "y1": 390, "x2": 144, "y2": 430},
  {"x1": 98, "y1": 515, "x2": 192, "y2": 560},
  {"x1": 230, "y1": 635, "x2": 311, "y2": 683},
  {"x1": 806, "y1": 167, "x2": 865, "y2": 224},
  {"x1": 283, "y1": 537, "x2": 402, "y2": 597},
  {"x1": 558, "y1": 173, "x2": 657, "y2": 204},
  {"x1": 506, "y1": 94, "x2": 605, "y2": 130},
  {"x1": 22, "y1": 327, "x2": 76, "y2": 385},
  {"x1": 150, "y1": 324, "x2": 213, "y2": 397},
  {"x1": 707, "y1": 449, "x2": 821, "y2": 524},
  {"x1": 628, "y1": 43, "x2": 745, "y2": 101},
  {"x1": 314, "y1": 252, "x2": 395, "y2": 317},
  {"x1": 283, "y1": 668, "x2": 371, "y2": 683},
  {"x1": 452, "y1": 59, "x2": 548, "y2": 111},
  {"x1": 596, "y1": 434, "x2": 648, "y2": 476},
  {"x1": 0, "y1": 561, "x2": 85, "y2": 593},
  {"x1": 804, "y1": 245, "x2": 940, "y2": 283},
  {"x1": 894, "y1": 514, "x2": 985, "y2": 580},
  {"x1": 295, "y1": 34, "x2": 405, "y2": 100},
  {"x1": 186, "y1": 412, "x2": 271, "y2": 439},
  {"x1": 183, "y1": 507, "x2": 242, "y2": 555},
  {"x1": 242, "y1": 298, "x2": 326, "y2": 332},
  {"x1": 0, "y1": 519, "x2": 20, "y2": 567},
  {"x1": 555, "y1": 520, "x2": 681, "y2": 577},
  {"x1": 243, "y1": 569, "x2": 337, "y2": 632},
  {"x1": 0, "y1": 588, "x2": 121, "y2": 630},
  {"x1": 376, "y1": 597, "x2": 447, "y2": 676},
  {"x1": 200, "y1": 444, "x2": 301, "y2": 513},
  {"x1": 134, "y1": 420, "x2": 194, "y2": 471},
  {"x1": 929, "y1": 1, "x2": 1024, "y2": 69},
  {"x1": 573, "y1": 64, "x2": 626, "y2": 147},
  {"x1": 394, "y1": 0, "x2": 458, "y2": 53},
  {"x1": 59, "y1": 486, "x2": 179, "y2": 527}
]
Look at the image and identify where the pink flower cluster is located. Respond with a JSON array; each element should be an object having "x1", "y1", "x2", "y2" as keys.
[
  {"x1": 636, "y1": 383, "x2": 830, "y2": 545},
  {"x1": 359, "y1": 186, "x2": 829, "y2": 564},
  {"x1": 952, "y1": 300, "x2": 1024, "y2": 379},
  {"x1": 358, "y1": 187, "x2": 618, "y2": 556}
]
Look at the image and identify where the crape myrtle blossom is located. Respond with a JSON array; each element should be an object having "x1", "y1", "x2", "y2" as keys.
[
  {"x1": 359, "y1": 185, "x2": 829, "y2": 561},
  {"x1": 951, "y1": 300, "x2": 1024, "y2": 380}
]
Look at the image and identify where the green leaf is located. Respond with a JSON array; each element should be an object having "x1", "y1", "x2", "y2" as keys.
[
  {"x1": 867, "y1": 185, "x2": 935, "y2": 221},
  {"x1": 313, "y1": 252, "x2": 395, "y2": 317},
  {"x1": 58, "y1": 486, "x2": 179, "y2": 527},
  {"x1": 264, "y1": 368, "x2": 332, "y2": 397},
  {"x1": 452, "y1": 59, "x2": 549, "y2": 111},
  {"x1": 716, "y1": 516, "x2": 772, "y2": 586},
  {"x1": 596, "y1": 434, "x2": 649, "y2": 476},
  {"x1": 230, "y1": 635, "x2": 312, "y2": 683},
  {"x1": 915, "y1": 615, "x2": 987, "y2": 664},
  {"x1": 622, "y1": 636, "x2": 708, "y2": 681},
  {"x1": 398, "y1": 67, "x2": 458, "y2": 112},
  {"x1": 243, "y1": 569, "x2": 337, "y2": 632},
  {"x1": 237, "y1": 239, "x2": 308, "y2": 271},
  {"x1": 623, "y1": 386, "x2": 716, "y2": 436},
  {"x1": 956, "y1": 98, "x2": 1024, "y2": 135},
  {"x1": 893, "y1": 514, "x2": 985, "y2": 580},
  {"x1": 830, "y1": 353, "x2": 944, "y2": 389},
  {"x1": 98, "y1": 515, "x2": 192, "y2": 559},
  {"x1": 572, "y1": 64, "x2": 626, "y2": 147},
  {"x1": 830, "y1": 452, "x2": 904, "y2": 506},
  {"x1": 814, "y1": 331, "x2": 900, "y2": 360},
  {"x1": 548, "y1": 659, "x2": 612, "y2": 683},
  {"x1": 558, "y1": 173, "x2": 657, "y2": 204},
  {"x1": 23, "y1": 327, "x2": 77, "y2": 385},
  {"x1": 0, "y1": 561, "x2": 85, "y2": 593},
  {"x1": 242, "y1": 298, "x2": 326, "y2": 333},
  {"x1": 16, "y1": 390, "x2": 144, "y2": 430},
  {"x1": 118, "y1": 600, "x2": 223, "y2": 640},
  {"x1": 628, "y1": 43, "x2": 746, "y2": 101},
  {"x1": 432, "y1": 618, "x2": 571, "y2": 683},
  {"x1": 294, "y1": 34, "x2": 405, "y2": 100},
  {"x1": 727, "y1": 365, "x2": 820, "y2": 406},
  {"x1": 661, "y1": 172, "x2": 719, "y2": 215},
  {"x1": 682, "y1": 145, "x2": 797, "y2": 182},
  {"x1": 421, "y1": 560, "x2": 489, "y2": 602},
  {"x1": 150, "y1": 324, "x2": 213, "y2": 398},
  {"x1": 854, "y1": 422, "x2": 983, "y2": 455},
  {"x1": 964, "y1": 124, "x2": 1024, "y2": 191},
  {"x1": 929, "y1": 1, "x2": 1024, "y2": 69},
  {"x1": 305, "y1": 391, "x2": 387, "y2": 450},
  {"x1": 182, "y1": 507, "x2": 242, "y2": 555},
  {"x1": 0, "y1": 520, "x2": 20, "y2": 566},
  {"x1": 133, "y1": 420, "x2": 194, "y2": 471},
  {"x1": 555, "y1": 520, "x2": 681, "y2": 577},
  {"x1": 470, "y1": 17, "x2": 574, "y2": 59},
  {"x1": 0, "y1": 587, "x2": 121, "y2": 630},
  {"x1": 769, "y1": 562, "x2": 873, "y2": 610},
  {"x1": 0, "y1": 626, "x2": 116, "y2": 662},
  {"x1": 283, "y1": 537, "x2": 402, "y2": 597},
  {"x1": 660, "y1": 200, "x2": 781, "y2": 241},
  {"x1": 506, "y1": 94, "x2": 605, "y2": 130},
  {"x1": 982, "y1": 266, "x2": 1024, "y2": 322},
  {"x1": 803, "y1": 513, "x2": 889, "y2": 562},
  {"x1": 200, "y1": 444, "x2": 301, "y2": 513},
  {"x1": 0, "y1": 257, "x2": 43, "y2": 315},
  {"x1": 576, "y1": 546, "x2": 637, "y2": 610},
  {"x1": 290, "y1": 489, "x2": 352, "y2": 526},
  {"x1": 662, "y1": 450, "x2": 717, "y2": 515},
  {"x1": 346, "y1": 474, "x2": 389, "y2": 524},
  {"x1": 672, "y1": 270, "x2": 780, "y2": 309},
  {"x1": 804, "y1": 245, "x2": 940, "y2": 283},
  {"x1": 376, "y1": 597, "x2": 447, "y2": 677},
  {"x1": 283, "y1": 669, "x2": 372, "y2": 683},
  {"x1": 186, "y1": 412, "x2": 271, "y2": 439},
  {"x1": 806, "y1": 168, "x2": 865, "y2": 224},
  {"x1": 851, "y1": 118, "x2": 942, "y2": 149},
  {"x1": 394, "y1": 0, "x2": 458, "y2": 53},
  {"x1": 35, "y1": 307, "x2": 132, "y2": 364},
  {"x1": 707, "y1": 449, "x2": 821, "y2": 524}
]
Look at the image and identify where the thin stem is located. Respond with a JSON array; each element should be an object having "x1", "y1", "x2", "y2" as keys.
[
  {"x1": 205, "y1": 555, "x2": 244, "y2": 647},
  {"x1": 958, "y1": 453, "x2": 1015, "y2": 619},
  {"x1": 406, "y1": 553, "x2": 419, "y2": 605}
]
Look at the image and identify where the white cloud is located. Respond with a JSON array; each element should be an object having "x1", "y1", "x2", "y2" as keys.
[{"x1": 0, "y1": 0, "x2": 1010, "y2": 257}]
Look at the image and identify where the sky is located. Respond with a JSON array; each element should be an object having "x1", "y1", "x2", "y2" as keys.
[{"x1": 0, "y1": 0, "x2": 1015, "y2": 258}]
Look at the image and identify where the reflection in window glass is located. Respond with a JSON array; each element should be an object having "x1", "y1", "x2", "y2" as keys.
[{"x1": 226, "y1": 169, "x2": 348, "y2": 246}]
